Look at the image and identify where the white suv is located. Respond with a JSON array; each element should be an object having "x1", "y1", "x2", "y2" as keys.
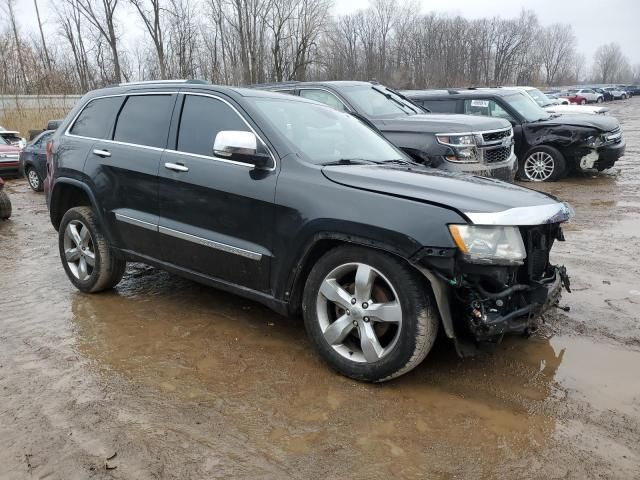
[{"x1": 568, "y1": 88, "x2": 604, "y2": 103}]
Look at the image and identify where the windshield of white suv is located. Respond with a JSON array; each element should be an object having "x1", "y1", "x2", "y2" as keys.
[
  {"x1": 503, "y1": 93, "x2": 551, "y2": 122},
  {"x1": 340, "y1": 85, "x2": 421, "y2": 118},
  {"x1": 527, "y1": 88, "x2": 555, "y2": 107},
  {"x1": 253, "y1": 97, "x2": 408, "y2": 165}
]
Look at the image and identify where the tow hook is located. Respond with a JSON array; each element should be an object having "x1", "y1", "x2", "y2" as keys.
[{"x1": 558, "y1": 265, "x2": 571, "y2": 293}]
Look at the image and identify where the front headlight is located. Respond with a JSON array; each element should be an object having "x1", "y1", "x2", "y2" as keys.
[
  {"x1": 586, "y1": 135, "x2": 605, "y2": 148},
  {"x1": 448, "y1": 225, "x2": 526, "y2": 264},
  {"x1": 436, "y1": 134, "x2": 479, "y2": 163}
]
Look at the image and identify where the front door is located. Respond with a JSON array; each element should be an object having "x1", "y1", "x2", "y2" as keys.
[{"x1": 158, "y1": 93, "x2": 278, "y2": 293}]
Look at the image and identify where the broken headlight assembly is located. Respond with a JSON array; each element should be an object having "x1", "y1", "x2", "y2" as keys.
[
  {"x1": 448, "y1": 225, "x2": 526, "y2": 265},
  {"x1": 585, "y1": 134, "x2": 606, "y2": 148},
  {"x1": 436, "y1": 134, "x2": 479, "y2": 163}
]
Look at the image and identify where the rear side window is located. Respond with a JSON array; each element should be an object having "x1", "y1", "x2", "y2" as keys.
[
  {"x1": 177, "y1": 95, "x2": 249, "y2": 157},
  {"x1": 113, "y1": 95, "x2": 175, "y2": 148},
  {"x1": 70, "y1": 97, "x2": 123, "y2": 139},
  {"x1": 421, "y1": 99, "x2": 458, "y2": 113}
]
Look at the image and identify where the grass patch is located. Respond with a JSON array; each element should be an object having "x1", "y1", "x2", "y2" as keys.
[{"x1": 0, "y1": 107, "x2": 69, "y2": 138}]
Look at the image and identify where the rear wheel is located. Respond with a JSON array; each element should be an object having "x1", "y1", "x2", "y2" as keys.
[
  {"x1": 58, "y1": 206, "x2": 126, "y2": 293},
  {"x1": 518, "y1": 146, "x2": 566, "y2": 182},
  {"x1": 597, "y1": 96, "x2": 604, "y2": 103},
  {"x1": 302, "y1": 246, "x2": 439, "y2": 382},
  {"x1": 0, "y1": 190, "x2": 11, "y2": 220},
  {"x1": 26, "y1": 166, "x2": 43, "y2": 192},
  {"x1": 622, "y1": 94, "x2": 627, "y2": 100}
]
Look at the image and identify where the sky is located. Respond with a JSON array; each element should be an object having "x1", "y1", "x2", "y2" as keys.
[{"x1": 10, "y1": 0, "x2": 640, "y2": 68}]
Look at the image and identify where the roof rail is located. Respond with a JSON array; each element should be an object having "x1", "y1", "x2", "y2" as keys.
[
  {"x1": 116, "y1": 79, "x2": 210, "y2": 87},
  {"x1": 250, "y1": 80, "x2": 301, "y2": 88},
  {"x1": 448, "y1": 89, "x2": 460, "y2": 94}
]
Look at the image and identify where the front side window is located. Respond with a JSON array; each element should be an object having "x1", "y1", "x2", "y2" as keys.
[
  {"x1": 113, "y1": 94, "x2": 175, "y2": 148},
  {"x1": 253, "y1": 97, "x2": 406, "y2": 165},
  {"x1": 463, "y1": 99, "x2": 514, "y2": 121},
  {"x1": 299, "y1": 89, "x2": 349, "y2": 112},
  {"x1": 340, "y1": 85, "x2": 421, "y2": 118},
  {"x1": 177, "y1": 95, "x2": 249, "y2": 157},
  {"x1": 70, "y1": 96, "x2": 123, "y2": 139}
]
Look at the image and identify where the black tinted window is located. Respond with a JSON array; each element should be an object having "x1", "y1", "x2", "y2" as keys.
[
  {"x1": 70, "y1": 97, "x2": 123, "y2": 139},
  {"x1": 421, "y1": 99, "x2": 458, "y2": 113},
  {"x1": 114, "y1": 95, "x2": 174, "y2": 148},
  {"x1": 177, "y1": 95, "x2": 249, "y2": 157}
]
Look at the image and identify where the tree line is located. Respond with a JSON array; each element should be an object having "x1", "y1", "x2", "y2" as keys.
[{"x1": 1, "y1": 0, "x2": 639, "y2": 95}]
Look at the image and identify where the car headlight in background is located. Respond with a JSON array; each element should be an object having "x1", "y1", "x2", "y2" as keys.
[
  {"x1": 448, "y1": 225, "x2": 526, "y2": 264},
  {"x1": 436, "y1": 134, "x2": 479, "y2": 163},
  {"x1": 586, "y1": 134, "x2": 605, "y2": 148}
]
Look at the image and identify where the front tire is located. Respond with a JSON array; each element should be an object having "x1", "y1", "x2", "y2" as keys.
[
  {"x1": 26, "y1": 166, "x2": 43, "y2": 192},
  {"x1": 597, "y1": 96, "x2": 603, "y2": 103},
  {"x1": 580, "y1": 98, "x2": 587, "y2": 105},
  {"x1": 302, "y1": 246, "x2": 439, "y2": 382},
  {"x1": 58, "y1": 206, "x2": 126, "y2": 293},
  {"x1": 518, "y1": 146, "x2": 566, "y2": 182}
]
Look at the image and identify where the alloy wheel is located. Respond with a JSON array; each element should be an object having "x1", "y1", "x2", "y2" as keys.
[
  {"x1": 27, "y1": 169, "x2": 40, "y2": 190},
  {"x1": 316, "y1": 262, "x2": 402, "y2": 363},
  {"x1": 524, "y1": 151, "x2": 555, "y2": 182},
  {"x1": 63, "y1": 220, "x2": 95, "y2": 281}
]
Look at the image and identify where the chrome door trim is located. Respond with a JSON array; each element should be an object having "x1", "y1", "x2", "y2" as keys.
[
  {"x1": 158, "y1": 225, "x2": 263, "y2": 261},
  {"x1": 115, "y1": 213, "x2": 158, "y2": 231}
]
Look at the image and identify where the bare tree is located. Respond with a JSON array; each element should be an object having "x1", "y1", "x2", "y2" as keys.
[
  {"x1": 130, "y1": 0, "x2": 167, "y2": 78},
  {"x1": 593, "y1": 43, "x2": 627, "y2": 83},
  {"x1": 1, "y1": 0, "x2": 28, "y2": 91},
  {"x1": 74, "y1": 0, "x2": 123, "y2": 83},
  {"x1": 539, "y1": 23, "x2": 575, "y2": 86}
]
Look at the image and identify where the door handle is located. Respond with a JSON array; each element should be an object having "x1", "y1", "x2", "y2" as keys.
[
  {"x1": 93, "y1": 149, "x2": 111, "y2": 158},
  {"x1": 164, "y1": 162, "x2": 189, "y2": 172}
]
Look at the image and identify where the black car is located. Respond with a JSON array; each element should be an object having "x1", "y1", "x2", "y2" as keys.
[
  {"x1": 404, "y1": 89, "x2": 625, "y2": 182},
  {"x1": 252, "y1": 81, "x2": 518, "y2": 182},
  {"x1": 46, "y1": 80, "x2": 573, "y2": 382},
  {"x1": 593, "y1": 88, "x2": 614, "y2": 102},
  {"x1": 20, "y1": 130, "x2": 54, "y2": 191}
]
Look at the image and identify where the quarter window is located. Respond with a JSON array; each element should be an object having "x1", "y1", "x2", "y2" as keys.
[
  {"x1": 177, "y1": 95, "x2": 249, "y2": 157},
  {"x1": 113, "y1": 95, "x2": 175, "y2": 148},
  {"x1": 69, "y1": 96, "x2": 123, "y2": 139},
  {"x1": 299, "y1": 89, "x2": 349, "y2": 112}
]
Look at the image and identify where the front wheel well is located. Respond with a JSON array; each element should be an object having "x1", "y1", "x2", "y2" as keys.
[
  {"x1": 287, "y1": 238, "x2": 433, "y2": 316},
  {"x1": 50, "y1": 183, "x2": 92, "y2": 230}
]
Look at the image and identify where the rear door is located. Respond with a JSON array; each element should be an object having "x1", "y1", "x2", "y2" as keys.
[{"x1": 85, "y1": 92, "x2": 177, "y2": 258}]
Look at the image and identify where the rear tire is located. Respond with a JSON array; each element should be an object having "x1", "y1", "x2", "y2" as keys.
[
  {"x1": 302, "y1": 245, "x2": 439, "y2": 382},
  {"x1": 518, "y1": 145, "x2": 566, "y2": 182},
  {"x1": 26, "y1": 166, "x2": 43, "y2": 192},
  {"x1": 58, "y1": 206, "x2": 126, "y2": 293},
  {"x1": 580, "y1": 99, "x2": 587, "y2": 105},
  {"x1": 597, "y1": 96, "x2": 603, "y2": 103},
  {"x1": 0, "y1": 190, "x2": 11, "y2": 220}
]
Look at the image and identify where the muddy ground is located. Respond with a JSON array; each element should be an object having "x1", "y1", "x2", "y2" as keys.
[{"x1": 1, "y1": 100, "x2": 640, "y2": 480}]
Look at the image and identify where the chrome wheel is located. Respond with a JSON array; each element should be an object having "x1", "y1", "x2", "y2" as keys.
[
  {"x1": 63, "y1": 220, "x2": 95, "y2": 281},
  {"x1": 524, "y1": 151, "x2": 555, "y2": 182},
  {"x1": 316, "y1": 262, "x2": 402, "y2": 363},
  {"x1": 27, "y1": 169, "x2": 40, "y2": 190}
]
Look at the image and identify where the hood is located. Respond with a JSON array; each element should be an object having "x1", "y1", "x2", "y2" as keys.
[
  {"x1": 322, "y1": 164, "x2": 566, "y2": 221},
  {"x1": 538, "y1": 113, "x2": 619, "y2": 131},
  {"x1": 545, "y1": 105, "x2": 609, "y2": 116},
  {"x1": 375, "y1": 114, "x2": 510, "y2": 134}
]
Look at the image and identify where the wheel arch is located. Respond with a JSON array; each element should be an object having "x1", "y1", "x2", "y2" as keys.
[{"x1": 49, "y1": 178, "x2": 105, "y2": 233}]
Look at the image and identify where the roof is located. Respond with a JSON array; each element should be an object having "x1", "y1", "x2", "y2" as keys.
[
  {"x1": 251, "y1": 80, "x2": 374, "y2": 90},
  {"x1": 402, "y1": 88, "x2": 521, "y2": 99}
]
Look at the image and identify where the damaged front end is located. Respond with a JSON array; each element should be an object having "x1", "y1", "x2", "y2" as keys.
[{"x1": 415, "y1": 203, "x2": 573, "y2": 352}]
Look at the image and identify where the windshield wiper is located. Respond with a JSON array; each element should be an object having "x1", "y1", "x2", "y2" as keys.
[
  {"x1": 383, "y1": 87, "x2": 423, "y2": 114},
  {"x1": 370, "y1": 86, "x2": 415, "y2": 115},
  {"x1": 321, "y1": 158, "x2": 378, "y2": 166}
]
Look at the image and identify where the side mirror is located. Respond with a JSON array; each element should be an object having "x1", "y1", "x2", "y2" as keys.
[{"x1": 213, "y1": 130, "x2": 272, "y2": 169}]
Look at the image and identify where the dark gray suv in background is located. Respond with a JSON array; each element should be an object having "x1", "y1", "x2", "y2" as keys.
[{"x1": 46, "y1": 80, "x2": 572, "y2": 382}]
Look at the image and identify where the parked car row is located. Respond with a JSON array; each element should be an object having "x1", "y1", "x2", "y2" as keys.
[{"x1": 41, "y1": 79, "x2": 574, "y2": 382}]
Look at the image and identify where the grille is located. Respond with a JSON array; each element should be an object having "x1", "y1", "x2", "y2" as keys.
[
  {"x1": 482, "y1": 129, "x2": 511, "y2": 142},
  {"x1": 483, "y1": 146, "x2": 511, "y2": 163}
]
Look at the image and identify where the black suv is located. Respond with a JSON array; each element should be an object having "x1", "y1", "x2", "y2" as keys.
[
  {"x1": 404, "y1": 89, "x2": 626, "y2": 182},
  {"x1": 252, "y1": 81, "x2": 518, "y2": 182},
  {"x1": 46, "y1": 80, "x2": 573, "y2": 382}
]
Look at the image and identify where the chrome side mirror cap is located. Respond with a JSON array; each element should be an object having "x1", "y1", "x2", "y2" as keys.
[{"x1": 213, "y1": 130, "x2": 272, "y2": 169}]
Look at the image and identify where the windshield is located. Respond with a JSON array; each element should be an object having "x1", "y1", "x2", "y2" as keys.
[
  {"x1": 253, "y1": 98, "x2": 407, "y2": 165},
  {"x1": 503, "y1": 93, "x2": 550, "y2": 122},
  {"x1": 339, "y1": 85, "x2": 421, "y2": 118},
  {"x1": 527, "y1": 88, "x2": 555, "y2": 107}
]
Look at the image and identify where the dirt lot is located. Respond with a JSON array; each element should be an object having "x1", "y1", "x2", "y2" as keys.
[{"x1": 1, "y1": 100, "x2": 640, "y2": 480}]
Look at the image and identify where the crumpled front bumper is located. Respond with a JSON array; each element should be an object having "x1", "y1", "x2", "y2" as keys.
[{"x1": 466, "y1": 266, "x2": 566, "y2": 340}]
